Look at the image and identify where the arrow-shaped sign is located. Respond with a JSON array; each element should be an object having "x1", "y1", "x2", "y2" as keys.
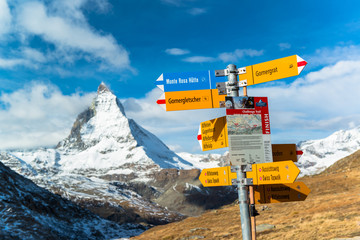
[
  {"x1": 246, "y1": 161, "x2": 300, "y2": 185},
  {"x1": 156, "y1": 89, "x2": 226, "y2": 111},
  {"x1": 156, "y1": 70, "x2": 226, "y2": 92},
  {"x1": 254, "y1": 182, "x2": 310, "y2": 204},
  {"x1": 237, "y1": 55, "x2": 307, "y2": 86},
  {"x1": 156, "y1": 55, "x2": 307, "y2": 111},
  {"x1": 197, "y1": 116, "x2": 228, "y2": 151},
  {"x1": 199, "y1": 166, "x2": 237, "y2": 187}
]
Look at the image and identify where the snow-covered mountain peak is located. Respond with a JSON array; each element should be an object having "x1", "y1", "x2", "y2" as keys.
[
  {"x1": 52, "y1": 83, "x2": 193, "y2": 173},
  {"x1": 97, "y1": 82, "x2": 110, "y2": 94},
  {"x1": 297, "y1": 126, "x2": 360, "y2": 176},
  {"x1": 94, "y1": 83, "x2": 126, "y2": 117},
  {"x1": 57, "y1": 83, "x2": 130, "y2": 152}
]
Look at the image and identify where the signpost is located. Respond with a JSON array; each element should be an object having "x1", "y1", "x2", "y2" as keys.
[
  {"x1": 155, "y1": 54, "x2": 308, "y2": 240},
  {"x1": 226, "y1": 96, "x2": 272, "y2": 165},
  {"x1": 197, "y1": 118, "x2": 303, "y2": 162},
  {"x1": 199, "y1": 161, "x2": 300, "y2": 187},
  {"x1": 254, "y1": 182, "x2": 310, "y2": 204},
  {"x1": 272, "y1": 144, "x2": 303, "y2": 162},
  {"x1": 156, "y1": 70, "x2": 226, "y2": 92},
  {"x1": 197, "y1": 116, "x2": 228, "y2": 151},
  {"x1": 156, "y1": 89, "x2": 225, "y2": 111},
  {"x1": 246, "y1": 160, "x2": 300, "y2": 185},
  {"x1": 198, "y1": 166, "x2": 237, "y2": 187},
  {"x1": 235, "y1": 55, "x2": 307, "y2": 86},
  {"x1": 156, "y1": 70, "x2": 227, "y2": 111}
]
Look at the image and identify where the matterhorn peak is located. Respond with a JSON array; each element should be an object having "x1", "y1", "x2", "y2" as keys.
[{"x1": 97, "y1": 82, "x2": 111, "y2": 94}]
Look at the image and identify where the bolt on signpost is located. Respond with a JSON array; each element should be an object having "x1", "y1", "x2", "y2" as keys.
[{"x1": 155, "y1": 55, "x2": 308, "y2": 240}]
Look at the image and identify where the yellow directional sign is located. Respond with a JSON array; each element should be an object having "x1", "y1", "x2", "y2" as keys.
[
  {"x1": 157, "y1": 89, "x2": 225, "y2": 111},
  {"x1": 254, "y1": 182, "x2": 310, "y2": 204},
  {"x1": 246, "y1": 161, "x2": 300, "y2": 185},
  {"x1": 239, "y1": 55, "x2": 307, "y2": 86},
  {"x1": 199, "y1": 166, "x2": 237, "y2": 187},
  {"x1": 198, "y1": 116, "x2": 228, "y2": 151}
]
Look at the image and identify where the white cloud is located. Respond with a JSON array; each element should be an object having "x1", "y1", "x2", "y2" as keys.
[
  {"x1": 279, "y1": 42, "x2": 291, "y2": 51},
  {"x1": 188, "y1": 8, "x2": 206, "y2": 16},
  {"x1": 218, "y1": 49, "x2": 264, "y2": 62},
  {"x1": 161, "y1": 0, "x2": 182, "y2": 6},
  {"x1": 0, "y1": 82, "x2": 95, "y2": 150},
  {"x1": 0, "y1": 0, "x2": 11, "y2": 37},
  {"x1": 0, "y1": 47, "x2": 48, "y2": 69},
  {"x1": 165, "y1": 48, "x2": 190, "y2": 56},
  {"x1": 183, "y1": 56, "x2": 217, "y2": 63},
  {"x1": 182, "y1": 48, "x2": 263, "y2": 63},
  {"x1": 0, "y1": 58, "x2": 27, "y2": 69},
  {"x1": 21, "y1": 47, "x2": 47, "y2": 63},
  {"x1": 15, "y1": 1, "x2": 131, "y2": 70},
  {"x1": 307, "y1": 45, "x2": 360, "y2": 67}
]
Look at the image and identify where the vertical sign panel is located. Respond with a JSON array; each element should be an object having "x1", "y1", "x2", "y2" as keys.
[
  {"x1": 226, "y1": 96, "x2": 272, "y2": 165},
  {"x1": 199, "y1": 116, "x2": 228, "y2": 151}
]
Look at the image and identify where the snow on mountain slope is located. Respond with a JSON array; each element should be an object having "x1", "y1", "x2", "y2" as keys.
[
  {"x1": 0, "y1": 161, "x2": 143, "y2": 240},
  {"x1": 179, "y1": 126, "x2": 360, "y2": 178},
  {"x1": 0, "y1": 83, "x2": 190, "y2": 226},
  {"x1": 297, "y1": 126, "x2": 360, "y2": 176},
  {"x1": 56, "y1": 83, "x2": 193, "y2": 174},
  {"x1": 176, "y1": 152, "x2": 228, "y2": 169}
]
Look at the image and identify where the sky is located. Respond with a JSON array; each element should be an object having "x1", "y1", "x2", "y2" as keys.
[{"x1": 1, "y1": 0, "x2": 360, "y2": 154}]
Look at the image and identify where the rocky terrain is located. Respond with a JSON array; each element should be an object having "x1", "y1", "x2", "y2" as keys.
[{"x1": 0, "y1": 161, "x2": 143, "y2": 240}]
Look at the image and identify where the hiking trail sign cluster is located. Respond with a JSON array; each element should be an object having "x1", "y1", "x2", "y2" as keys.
[{"x1": 155, "y1": 55, "x2": 309, "y2": 240}]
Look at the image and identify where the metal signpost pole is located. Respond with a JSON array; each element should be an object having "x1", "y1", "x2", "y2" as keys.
[
  {"x1": 226, "y1": 64, "x2": 251, "y2": 240},
  {"x1": 242, "y1": 86, "x2": 257, "y2": 240}
]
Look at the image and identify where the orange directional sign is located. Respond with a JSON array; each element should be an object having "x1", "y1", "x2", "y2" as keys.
[
  {"x1": 198, "y1": 116, "x2": 228, "y2": 151},
  {"x1": 246, "y1": 161, "x2": 300, "y2": 185},
  {"x1": 199, "y1": 166, "x2": 237, "y2": 187},
  {"x1": 156, "y1": 89, "x2": 225, "y2": 111},
  {"x1": 254, "y1": 182, "x2": 310, "y2": 204},
  {"x1": 238, "y1": 55, "x2": 307, "y2": 86}
]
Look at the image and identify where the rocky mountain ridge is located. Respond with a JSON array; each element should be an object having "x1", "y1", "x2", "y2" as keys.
[{"x1": 0, "y1": 161, "x2": 142, "y2": 240}]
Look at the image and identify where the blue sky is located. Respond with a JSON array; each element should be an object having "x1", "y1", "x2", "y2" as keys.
[{"x1": 1, "y1": 0, "x2": 360, "y2": 153}]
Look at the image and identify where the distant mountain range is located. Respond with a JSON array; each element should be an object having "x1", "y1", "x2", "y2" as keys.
[{"x1": 1, "y1": 83, "x2": 360, "y2": 237}]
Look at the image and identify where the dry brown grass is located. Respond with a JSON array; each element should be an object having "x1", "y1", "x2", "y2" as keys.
[{"x1": 132, "y1": 155, "x2": 360, "y2": 240}]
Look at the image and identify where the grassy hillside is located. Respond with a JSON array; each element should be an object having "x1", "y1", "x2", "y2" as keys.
[{"x1": 132, "y1": 151, "x2": 360, "y2": 240}]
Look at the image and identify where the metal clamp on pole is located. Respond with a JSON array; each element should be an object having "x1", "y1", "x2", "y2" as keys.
[
  {"x1": 226, "y1": 64, "x2": 239, "y2": 97},
  {"x1": 231, "y1": 165, "x2": 240, "y2": 172},
  {"x1": 241, "y1": 164, "x2": 252, "y2": 172},
  {"x1": 215, "y1": 67, "x2": 246, "y2": 76},
  {"x1": 231, "y1": 178, "x2": 253, "y2": 186}
]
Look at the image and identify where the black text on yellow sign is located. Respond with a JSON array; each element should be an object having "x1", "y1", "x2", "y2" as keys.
[
  {"x1": 239, "y1": 55, "x2": 307, "y2": 86},
  {"x1": 199, "y1": 116, "x2": 228, "y2": 151},
  {"x1": 163, "y1": 89, "x2": 225, "y2": 111},
  {"x1": 198, "y1": 166, "x2": 237, "y2": 187},
  {"x1": 246, "y1": 161, "x2": 300, "y2": 185}
]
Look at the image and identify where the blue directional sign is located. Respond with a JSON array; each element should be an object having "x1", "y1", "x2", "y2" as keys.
[{"x1": 156, "y1": 70, "x2": 226, "y2": 92}]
